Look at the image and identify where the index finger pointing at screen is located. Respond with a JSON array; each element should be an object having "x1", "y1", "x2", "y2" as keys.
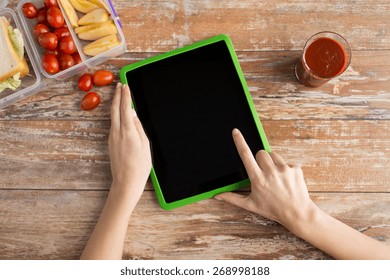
[{"x1": 232, "y1": 128, "x2": 262, "y2": 182}]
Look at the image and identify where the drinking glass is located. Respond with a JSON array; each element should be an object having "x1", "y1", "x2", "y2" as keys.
[{"x1": 295, "y1": 31, "x2": 351, "y2": 87}]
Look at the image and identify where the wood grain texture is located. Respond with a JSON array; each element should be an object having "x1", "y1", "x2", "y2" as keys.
[
  {"x1": 1, "y1": 119, "x2": 390, "y2": 192},
  {"x1": 0, "y1": 120, "x2": 111, "y2": 190},
  {"x1": 117, "y1": 0, "x2": 390, "y2": 52},
  {"x1": 0, "y1": 190, "x2": 389, "y2": 260},
  {"x1": 127, "y1": 192, "x2": 390, "y2": 260},
  {"x1": 0, "y1": 190, "x2": 105, "y2": 260},
  {"x1": 1, "y1": 50, "x2": 390, "y2": 121}
]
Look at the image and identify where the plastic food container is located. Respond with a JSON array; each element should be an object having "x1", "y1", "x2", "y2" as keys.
[{"x1": 0, "y1": 0, "x2": 126, "y2": 109}]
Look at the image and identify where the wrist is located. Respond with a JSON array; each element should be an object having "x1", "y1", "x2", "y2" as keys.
[
  {"x1": 285, "y1": 202, "x2": 322, "y2": 238},
  {"x1": 109, "y1": 181, "x2": 143, "y2": 211}
]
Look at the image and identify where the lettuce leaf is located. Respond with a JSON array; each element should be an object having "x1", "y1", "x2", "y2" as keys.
[
  {"x1": 8, "y1": 26, "x2": 24, "y2": 58},
  {"x1": 0, "y1": 73, "x2": 21, "y2": 93}
]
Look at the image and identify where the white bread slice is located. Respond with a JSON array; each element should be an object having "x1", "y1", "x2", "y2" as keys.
[{"x1": 0, "y1": 17, "x2": 29, "y2": 83}]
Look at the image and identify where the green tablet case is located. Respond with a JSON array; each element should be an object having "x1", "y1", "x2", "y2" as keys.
[{"x1": 120, "y1": 34, "x2": 270, "y2": 210}]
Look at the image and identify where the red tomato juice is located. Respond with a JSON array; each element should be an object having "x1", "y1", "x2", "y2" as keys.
[
  {"x1": 295, "y1": 37, "x2": 347, "y2": 87},
  {"x1": 305, "y1": 37, "x2": 346, "y2": 78}
]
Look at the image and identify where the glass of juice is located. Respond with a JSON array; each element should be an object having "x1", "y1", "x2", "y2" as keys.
[{"x1": 295, "y1": 31, "x2": 351, "y2": 87}]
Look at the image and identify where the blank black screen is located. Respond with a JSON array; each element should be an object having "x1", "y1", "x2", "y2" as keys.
[{"x1": 126, "y1": 41, "x2": 264, "y2": 203}]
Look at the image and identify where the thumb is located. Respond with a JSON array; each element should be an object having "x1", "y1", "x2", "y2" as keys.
[{"x1": 215, "y1": 192, "x2": 249, "y2": 211}]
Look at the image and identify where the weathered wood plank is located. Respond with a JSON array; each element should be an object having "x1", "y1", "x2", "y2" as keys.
[
  {"x1": 127, "y1": 192, "x2": 390, "y2": 260},
  {"x1": 0, "y1": 190, "x2": 388, "y2": 259},
  {"x1": 116, "y1": 0, "x2": 390, "y2": 52},
  {"x1": 1, "y1": 51, "x2": 390, "y2": 121},
  {"x1": 0, "y1": 190, "x2": 106, "y2": 260},
  {"x1": 268, "y1": 119, "x2": 390, "y2": 192},
  {"x1": 0, "y1": 120, "x2": 112, "y2": 190},
  {"x1": 1, "y1": 120, "x2": 390, "y2": 192}
]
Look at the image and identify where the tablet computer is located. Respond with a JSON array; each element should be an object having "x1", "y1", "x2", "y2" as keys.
[{"x1": 120, "y1": 34, "x2": 270, "y2": 210}]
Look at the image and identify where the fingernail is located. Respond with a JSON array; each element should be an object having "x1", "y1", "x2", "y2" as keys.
[
  {"x1": 214, "y1": 195, "x2": 222, "y2": 201},
  {"x1": 116, "y1": 82, "x2": 122, "y2": 88},
  {"x1": 232, "y1": 128, "x2": 239, "y2": 135}
]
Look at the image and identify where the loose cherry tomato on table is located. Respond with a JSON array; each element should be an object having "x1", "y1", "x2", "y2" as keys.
[
  {"x1": 33, "y1": 23, "x2": 50, "y2": 39},
  {"x1": 78, "y1": 73, "x2": 93, "y2": 92},
  {"x1": 36, "y1": 8, "x2": 48, "y2": 24},
  {"x1": 93, "y1": 70, "x2": 114, "y2": 86},
  {"x1": 22, "y1": 3, "x2": 38, "y2": 19},
  {"x1": 47, "y1": 7, "x2": 64, "y2": 28},
  {"x1": 54, "y1": 27, "x2": 70, "y2": 40},
  {"x1": 38, "y1": 32, "x2": 58, "y2": 50},
  {"x1": 59, "y1": 36, "x2": 77, "y2": 54},
  {"x1": 42, "y1": 54, "x2": 59, "y2": 75},
  {"x1": 59, "y1": 54, "x2": 75, "y2": 70},
  {"x1": 81, "y1": 92, "x2": 101, "y2": 111},
  {"x1": 44, "y1": 0, "x2": 59, "y2": 8}
]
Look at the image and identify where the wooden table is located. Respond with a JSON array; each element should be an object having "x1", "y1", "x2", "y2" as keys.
[{"x1": 1, "y1": 0, "x2": 390, "y2": 260}]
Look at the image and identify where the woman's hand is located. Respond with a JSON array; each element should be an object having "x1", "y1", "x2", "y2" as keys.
[
  {"x1": 109, "y1": 83, "x2": 152, "y2": 201},
  {"x1": 81, "y1": 83, "x2": 152, "y2": 260},
  {"x1": 216, "y1": 129, "x2": 390, "y2": 259},
  {"x1": 215, "y1": 128, "x2": 316, "y2": 232}
]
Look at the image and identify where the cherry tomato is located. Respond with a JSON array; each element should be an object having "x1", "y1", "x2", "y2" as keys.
[
  {"x1": 38, "y1": 32, "x2": 58, "y2": 50},
  {"x1": 59, "y1": 54, "x2": 74, "y2": 70},
  {"x1": 93, "y1": 70, "x2": 114, "y2": 86},
  {"x1": 81, "y1": 92, "x2": 101, "y2": 111},
  {"x1": 45, "y1": 48, "x2": 60, "y2": 57},
  {"x1": 53, "y1": 27, "x2": 70, "y2": 40},
  {"x1": 36, "y1": 8, "x2": 48, "y2": 24},
  {"x1": 47, "y1": 7, "x2": 64, "y2": 28},
  {"x1": 33, "y1": 23, "x2": 50, "y2": 39},
  {"x1": 22, "y1": 3, "x2": 38, "y2": 19},
  {"x1": 78, "y1": 73, "x2": 93, "y2": 92},
  {"x1": 59, "y1": 36, "x2": 76, "y2": 54},
  {"x1": 42, "y1": 54, "x2": 59, "y2": 75},
  {"x1": 44, "y1": 0, "x2": 59, "y2": 8},
  {"x1": 72, "y1": 53, "x2": 82, "y2": 65}
]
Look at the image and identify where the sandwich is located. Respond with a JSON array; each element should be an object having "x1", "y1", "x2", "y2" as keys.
[{"x1": 0, "y1": 16, "x2": 29, "y2": 93}]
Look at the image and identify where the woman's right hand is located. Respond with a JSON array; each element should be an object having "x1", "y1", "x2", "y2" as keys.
[{"x1": 215, "y1": 128, "x2": 317, "y2": 232}]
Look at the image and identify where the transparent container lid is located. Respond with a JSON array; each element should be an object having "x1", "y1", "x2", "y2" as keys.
[
  {"x1": 0, "y1": 5, "x2": 43, "y2": 109},
  {"x1": 0, "y1": 0, "x2": 9, "y2": 9}
]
